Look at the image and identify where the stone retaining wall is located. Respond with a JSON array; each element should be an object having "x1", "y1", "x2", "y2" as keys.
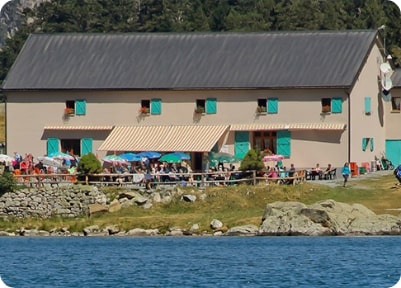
[{"x1": 0, "y1": 185, "x2": 107, "y2": 218}]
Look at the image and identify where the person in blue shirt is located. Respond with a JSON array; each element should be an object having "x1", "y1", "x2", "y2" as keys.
[
  {"x1": 394, "y1": 164, "x2": 401, "y2": 186},
  {"x1": 341, "y1": 162, "x2": 351, "y2": 187}
]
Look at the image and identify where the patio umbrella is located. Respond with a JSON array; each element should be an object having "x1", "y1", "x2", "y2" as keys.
[
  {"x1": 0, "y1": 154, "x2": 13, "y2": 162},
  {"x1": 118, "y1": 152, "x2": 142, "y2": 162},
  {"x1": 171, "y1": 152, "x2": 191, "y2": 160},
  {"x1": 159, "y1": 153, "x2": 182, "y2": 163},
  {"x1": 137, "y1": 151, "x2": 161, "y2": 159},
  {"x1": 48, "y1": 151, "x2": 75, "y2": 161},
  {"x1": 262, "y1": 154, "x2": 285, "y2": 162},
  {"x1": 37, "y1": 156, "x2": 63, "y2": 168},
  {"x1": 209, "y1": 152, "x2": 240, "y2": 164},
  {"x1": 102, "y1": 155, "x2": 127, "y2": 165}
]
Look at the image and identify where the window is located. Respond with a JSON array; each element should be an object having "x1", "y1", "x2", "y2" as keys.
[
  {"x1": 65, "y1": 100, "x2": 86, "y2": 116},
  {"x1": 61, "y1": 139, "x2": 81, "y2": 156},
  {"x1": 65, "y1": 100, "x2": 75, "y2": 115},
  {"x1": 140, "y1": 100, "x2": 150, "y2": 114},
  {"x1": 392, "y1": 96, "x2": 401, "y2": 112},
  {"x1": 364, "y1": 97, "x2": 371, "y2": 114},
  {"x1": 253, "y1": 131, "x2": 277, "y2": 153},
  {"x1": 267, "y1": 98, "x2": 278, "y2": 114},
  {"x1": 362, "y1": 138, "x2": 374, "y2": 152},
  {"x1": 257, "y1": 99, "x2": 267, "y2": 113},
  {"x1": 321, "y1": 98, "x2": 331, "y2": 113},
  {"x1": 195, "y1": 99, "x2": 206, "y2": 113}
]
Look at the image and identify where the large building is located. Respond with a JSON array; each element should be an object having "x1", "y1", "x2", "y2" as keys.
[{"x1": 1, "y1": 30, "x2": 397, "y2": 170}]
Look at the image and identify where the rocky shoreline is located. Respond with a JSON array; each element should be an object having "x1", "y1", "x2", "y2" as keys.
[{"x1": 0, "y1": 183, "x2": 401, "y2": 237}]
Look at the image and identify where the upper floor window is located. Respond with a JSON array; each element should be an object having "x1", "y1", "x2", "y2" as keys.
[
  {"x1": 65, "y1": 99, "x2": 86, "y2": 116},
  {"x1": 195, "y1": 98, "x2": 217, "y2": 114},
  {"x1": 257, "y1": 98, "x2": 278, "y2": 114},
  {"x1": 139, "y1": 99, "x2": 162, "y2": 115},
  {"x1": 321, "y1": 97, "x2": 342, "y2": 114},
  {"x1": 364, "y1": 97, "x2": 371, "y2": 115},
  {"x1": 140, "y1": 100, "x2": 150, "y2": 114}
]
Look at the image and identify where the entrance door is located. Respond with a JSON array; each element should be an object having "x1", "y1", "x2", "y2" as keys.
[{"x1": 385, "y1": 140, "x2": 401, "y2": 166}]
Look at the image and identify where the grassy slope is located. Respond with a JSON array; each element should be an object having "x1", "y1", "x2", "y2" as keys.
[{"x1": 1, "y1": 173, "x2": 400, "y2": 233}]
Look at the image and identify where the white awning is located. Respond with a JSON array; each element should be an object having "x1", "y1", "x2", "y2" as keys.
[
  {"x1": 44, "y1": 125, "x2": 114, "y2": 130},
  {"x1": 98, "y1": 125, "x2": 229, "y2": 152},
  {"x1": 229, "y1": 123, "x2": 346, "y2": 131}
]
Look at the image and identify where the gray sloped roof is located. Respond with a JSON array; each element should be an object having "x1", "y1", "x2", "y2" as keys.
[{"x1": 2, "y1": 30, "x2": 378, "y2": 90}]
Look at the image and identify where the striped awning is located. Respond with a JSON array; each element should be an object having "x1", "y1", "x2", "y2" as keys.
[
  {"x1": 44, "y1": 125, "x2": 114, "y2": 130},
  {"x1": 98, "y1": 125, "x2": 229, "y2": 152},
  {"x1": 229, "y1": 123, "x2": 346, "y2": 131}
]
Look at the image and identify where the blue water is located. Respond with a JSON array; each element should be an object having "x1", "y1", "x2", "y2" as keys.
[{"x1": 0, "y1": 236, "x2": 400, "y2": 287}]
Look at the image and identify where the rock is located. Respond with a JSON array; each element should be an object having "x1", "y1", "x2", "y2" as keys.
[
  {"x1": 108, "y1": 199, "x2": 122, "y2": 213},
  {"x1": 210, "y1": 219, "x2": 223, "y2": 230},
  {"x1": 126, "y1": 228, "x2": 159, "y2": 236},
  {"x1": 226, "y1": 225, "x2": 259, "y2": 236},
  {"x1": 182, "y1": 194, "x2": 197, "y2": 202},
  {"x1": 260, "y1": 199, "x2": 401, "y2": 236},
  {"x1": 106, "y1": 225, "x2": 120, "y2": 235},
  {"x1": 88, "y1": 203, "x2": 108, "y2": 216}
]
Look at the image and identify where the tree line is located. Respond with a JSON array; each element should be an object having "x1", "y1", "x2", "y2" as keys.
[{"x1": 0, "y1": 0, "x2": 400, "y2": 82}]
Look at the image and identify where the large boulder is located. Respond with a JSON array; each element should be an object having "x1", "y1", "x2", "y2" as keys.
[{"x1": 259, "y1": 199, "x2": 401, "y2": 236}]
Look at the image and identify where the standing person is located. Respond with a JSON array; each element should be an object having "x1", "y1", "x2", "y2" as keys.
[
  {"x1": 341, "y1": 162, "x2": 351, "y2": 187},
  {"x1": 394, "y1": 164, "x2": 401, "y2": 186}
]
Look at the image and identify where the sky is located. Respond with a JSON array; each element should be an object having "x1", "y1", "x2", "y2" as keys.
[
  {"x1": 0, "y1": 1, "x2": 9, "y2": 12},
  {"x1": 390, "y1": 0, "x2": 401, "y2": 11}
]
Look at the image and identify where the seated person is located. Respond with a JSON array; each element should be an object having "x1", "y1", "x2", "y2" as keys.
[
  {"x1": 311, "y1": 163, "x2": 323, "y2": 179},
  {"x1": 323, "y1": 164, "x2": 333, "y2": 179},
  {"x1": 266, "y1": 167, "x2": 278, "y2": 180}
]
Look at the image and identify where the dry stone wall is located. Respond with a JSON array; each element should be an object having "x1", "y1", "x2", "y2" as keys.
[{"x1": 0, "y1": 185, "x2": 107, "y2": 218}]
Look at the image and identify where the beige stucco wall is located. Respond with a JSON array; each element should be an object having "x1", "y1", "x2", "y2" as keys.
[
  {"x1": 6, "y1": 87, "x2": 349, "y2": 168},
  {"x1": 348, "y1": 43, "x2": 386, "y2": 167}
]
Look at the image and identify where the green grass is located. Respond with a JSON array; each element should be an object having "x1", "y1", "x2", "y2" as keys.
[{"x1": 0, "y1": 172, "x2": 399, "y2": 234}]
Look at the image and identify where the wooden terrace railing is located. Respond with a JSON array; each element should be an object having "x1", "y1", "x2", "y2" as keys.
[{"x1": 12, "y1": 170, "x2": 307, "y2": 188}]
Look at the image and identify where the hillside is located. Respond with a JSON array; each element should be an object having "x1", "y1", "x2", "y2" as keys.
[{"x1": 0, "y1": 0, "x2": 45, "y2": 47}]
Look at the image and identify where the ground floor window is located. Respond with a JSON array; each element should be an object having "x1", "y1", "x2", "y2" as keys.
[
  {"x1": 253, "y1": 131, "x2": 276, "y2": 153},
  {"x1": 61, "y1": 139, "x2": 81, "y2": 156}
]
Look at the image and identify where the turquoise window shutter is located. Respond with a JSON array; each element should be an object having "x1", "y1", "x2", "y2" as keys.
[
  {"x1": 331, "y1": 98, "x2": 342, "y2": 113},
  {"x1": 81, "y1": 138, "x2": 93, "y2": 155},
  {"x1": 362, "y1": 138, "x2": 367, "y2": 151},
  {"x1": 267, "y1": 98, "x2": 278, "y2": 114},
  {"x1": 206, "y1": 98, "x2": 217, "y2": 114},
  {"x1": 277, "y1": 130, "x2": 291, "y2": 157},
  {"x1": 47, "y1": 138, "x2": 59, "y2": 155},
  {"x1": 234, "y1": 131, "x2": 249, "y2": 159},
  {"x1": 151, "y1": 98, "x2": 162, "y2": 115},
  {"x1": 370, "y1": 138, "x2": 374, "y2": 152},
  {"x1": 364, "y1": 97, "x2": 371, "y2": 114},
  {"x1": 75, "y1": 99, "x2": 86, "y2": 115}
]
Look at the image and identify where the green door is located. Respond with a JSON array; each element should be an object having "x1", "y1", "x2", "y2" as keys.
[
  {"x1": 234, "y1": 131, "x2": 249, "y2": 159},
  {"x1": 386, "y1": 140, "x2": 401, "y2": 166}
]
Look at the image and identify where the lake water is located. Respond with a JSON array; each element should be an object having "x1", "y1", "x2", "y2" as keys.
[{"x1": 0, "y1": 236, "x2": 400, "y2": 287}]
